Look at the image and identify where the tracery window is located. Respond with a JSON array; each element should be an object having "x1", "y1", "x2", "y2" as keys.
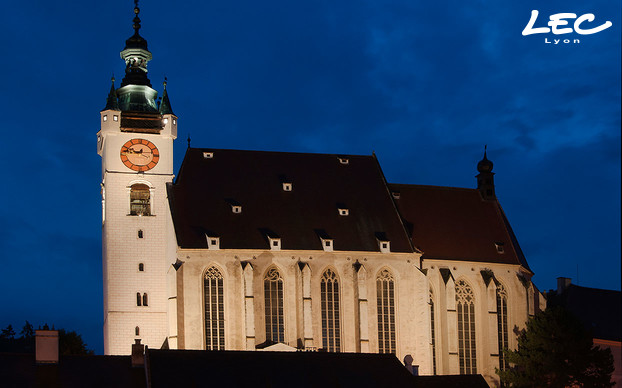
[
  {"x1": 130, "y1": 184, "x2": 151, "y2": 216},
  {"x1": 204, "y1": 266, "x2": 225, "y2": 350},
  {"x1": 456, "y1": 279, "x2": 476, "y2": 374},
  {"x1": 321, "y1": 269, "x2": 341, "y2": 352},
  {"x1": 496, "y1": 283, "x2": 509, "y2": 371},
  {"x1": 376, "y1": 269, "x2": 396, "y2": 354},
  {"x1": 430, "y1": 290, "x2": 437, "y2": 375},
  {"x1": 264, "y1": 267, "x2": 284, "y2": 343}
]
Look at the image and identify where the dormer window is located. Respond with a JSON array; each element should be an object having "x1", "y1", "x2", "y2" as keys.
[
  {"x1": 203, "y1": 152, "x2": 214, "y2": 159},
  {"x1": 322, "y1": 238, "x2": 334, "y2": 252},
  {"x1": 379, "y1": 240, "x2": 390, "y2": 253},
  {"x1": 282, "y1": 182, "x2": 292, "y2": 191},
  {"x1": 232, "y1": 205, "x2": 242, "y2": 214},
  {"x1": 269, "y1": 237, "x2": 281, "y2": 251},
  {"x1": 338, "y1": 208, "x2": 349, "y2": 216},
  {"x1": 495, "y1": 242, "x2": 505, "y2": 254},
  {"x1": 338, "y1": 157, "x2": 349, "y2": 165},
  {"x1": 206, "y1": 235, "x2": 220, "y2": 250},
  {"x1": 392, "y1": 191, "x2": 401, "y2": 199}
]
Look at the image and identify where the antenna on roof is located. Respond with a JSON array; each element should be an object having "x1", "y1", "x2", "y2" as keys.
[{"x1": 576, "y1": 264, "x2": 579, "y2": 285}]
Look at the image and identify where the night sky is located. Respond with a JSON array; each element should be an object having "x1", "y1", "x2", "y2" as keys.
[{"x1": 0, "y1": 1, "x2": 619, "y2": 354}]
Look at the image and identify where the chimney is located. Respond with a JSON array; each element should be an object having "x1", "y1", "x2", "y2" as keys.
[
  {"x1": 557, "y1": 277, "x2": 571, "y2": 294},
  {"x1": 131, "y1": 339, "x2": 145, "y2": 367},
  {"x1": 35, "y1": 330, "x2": 59, "y2": 364}
]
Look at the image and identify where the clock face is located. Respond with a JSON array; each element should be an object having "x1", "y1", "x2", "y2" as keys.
[{"x1": 120, "y1": 139, "x2": 160, "y2": 171}]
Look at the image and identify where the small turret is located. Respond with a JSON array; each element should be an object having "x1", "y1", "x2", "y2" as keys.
[
  {"x1": 159, "y1": 78, "x2": 174, "y2": 115},
  {"x1": 103, "y1": 77, "x2": 120, "y2": 111},
  {"x1": 476, "y1": 146, "x2": 496, "y2": 200}
]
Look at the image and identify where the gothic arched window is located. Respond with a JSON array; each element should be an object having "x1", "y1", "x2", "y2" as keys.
[
  {"x1": 430, "y1": 290, "x2": 437, "y2": 375},
  {"x1": 204, "y1": 266, "x2": 225, "y2": 350},
  {"x1": 496, "y1": 283, "x2": 509, "y2": 371},
  {"x1": 264, "y1": 267, "x2": 284, "y2": 343},
  {"x1": 130, "y1": 184, "x2": 151, "y2": 216},
  {"x1": 376, "y1": 269, "x2": 396, "y2": 354},
  {"x1": 456, "y1": 280, "x2": 476, "y2": 374},
  {"x1": 321, "y1": 269, "x2": 341, "y2": 352}
]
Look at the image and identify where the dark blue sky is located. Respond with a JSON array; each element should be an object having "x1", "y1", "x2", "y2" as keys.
[{"x1": 0, "y1": 1, "x2": 619, "y2": 354}]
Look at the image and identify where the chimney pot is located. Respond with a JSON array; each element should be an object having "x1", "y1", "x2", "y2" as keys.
[
  {"x1": 131, "y1": 339, "x2": 145, "y2": 367},
  {"x1": 35, "y1": 330, "x2": 59, "y2": 364},
  {"x1": 557, "y1": 277, "x2": 571, "y2": 294}
]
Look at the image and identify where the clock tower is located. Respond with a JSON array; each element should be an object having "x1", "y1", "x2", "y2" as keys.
[{"x1": 97, "y1": 1, "x2": 177, "y2": 355}]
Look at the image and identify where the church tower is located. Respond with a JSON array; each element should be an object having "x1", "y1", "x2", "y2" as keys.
[{"x1": 97, "y1": 1, "x2": 177, "y2": 355}]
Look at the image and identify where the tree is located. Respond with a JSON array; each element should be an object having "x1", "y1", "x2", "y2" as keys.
[
  {"x1": 497, "y1": 306, "x2": 614, "y2": 388},
  {"x1": 58, "y1": 329, "x2": 94, "y2": 355},
  {"x1": 0, "y1": 324, "x2": 16, "y2": 339},
  {"x1": 0, "y1": 322, "x2": 93, "y2": 355},
  {"x1": 20, "y1": 321, "x2": 34, "y2": 338}
]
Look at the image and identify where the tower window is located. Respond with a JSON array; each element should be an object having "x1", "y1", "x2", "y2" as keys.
[
  {"x1": 173, "y1": 118, "x2": 177, "y2": 125},
  {"x1": 321, "y1": 269, "x2": 341, "y2": 352},
  {"x1": 456, "y1": 280, "x2": 477, "y2": 374},
  {"x1": 142, "y1": 293, "x2": 148, "y2": 306},
  {"x1": 496, "y1": 284, "x2": 509, "y2": 371},
  {"x1": 264, "y1": 268, "x2": 285, "y2": 343},
  {"x1": 103, "y1": 114, "x2": 108, "y2": 122},
  {"x1": 430, "y1": 291, "x2": 437, "y2": 375},
  {"x1": 204, "y1": 267, "x2": 225, "y2": 350},
  {"x1": 163, "y1": 117, "x2": 169, "y2": 124},
  {"x1": 113, "y1": 115, "x2": 118, "y2": 122},
  {"x1": 136, "y1": 293, "x2": 142, "y2": 306},
  {"x1": 130, "y1": 184, "x2": 151, "y2": 216},
  {"x1": 138, "y1": 263, "x2": 144, "y2": 272},
  {"x1": 135, "y1": 326, "x2": 140, "y2": 336},
  {"x1": 376, "y1": 269, "x2": 396, "y2": 354},
  {"x1": 138, "y1": 230, "x2": 144, "y2": 239}
]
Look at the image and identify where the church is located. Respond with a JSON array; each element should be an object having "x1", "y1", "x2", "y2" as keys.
[{"x1": 98, "y1": 3, "x2": 544, "y2": 385}]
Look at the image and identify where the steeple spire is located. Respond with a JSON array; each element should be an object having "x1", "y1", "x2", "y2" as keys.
[
  {"x1": 159, "y1": 77, "x2": 175, "y2": 115},
  {"x1": 476, "y1": 145, "x2": 496, "y2": 200},
  {"x1": 103, "y1": 76, "x2": 120, "y2": 111},
  {"x1": 132, "y1": 0, "x2": 142, "y2": 36},
  {"x1": 116, "y1": 0, "x2": 158, "y2": 112}
]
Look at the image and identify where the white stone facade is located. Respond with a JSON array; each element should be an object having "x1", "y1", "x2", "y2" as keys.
[
  {"x1": 172, "y1": 249, "x2": 431, "y2": 367},
  {"x1": 99, "y1": 109, "x2": 177, "y2": 355}
]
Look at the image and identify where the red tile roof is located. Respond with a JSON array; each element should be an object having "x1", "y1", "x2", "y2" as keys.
[{"x1": 389, "y1": 184, "x2": 530, "y2": 269}]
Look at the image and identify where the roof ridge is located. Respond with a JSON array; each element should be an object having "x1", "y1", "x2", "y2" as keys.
[
  {"x1": 390, "y1": 183, "x2": 477, "y2": 191},
  {"x1": 190, "y1": 147, "x2": 374, "y2": 158}
]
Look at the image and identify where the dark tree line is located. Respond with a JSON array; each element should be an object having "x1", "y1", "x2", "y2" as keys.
[
  {"x1": 497, "y1": 306, "x2": 614, "y2": 387},
  {"x1": 0, "y1": 321, "x2": 93, "y2": 355}
]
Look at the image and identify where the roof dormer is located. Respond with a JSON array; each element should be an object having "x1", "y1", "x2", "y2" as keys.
[{"x1": 206, "y1": 235, "x2": 220, "y2": 250}]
